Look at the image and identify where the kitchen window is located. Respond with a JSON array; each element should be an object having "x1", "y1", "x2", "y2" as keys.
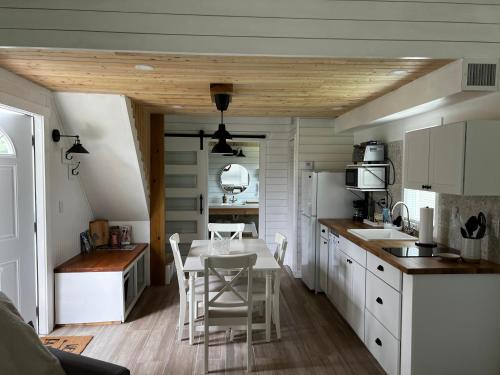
[{"x1": 403, "y1": 188, "x2": 436, "y2": 224}]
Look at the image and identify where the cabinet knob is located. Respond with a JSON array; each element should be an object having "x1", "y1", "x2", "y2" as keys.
[
  {"x1": 324, "y1": 241, "x2": 327, "y2": 245},
  {"x1": 376, "y1": 297, "x2": 383, "y2": 305},
  {"x1": 377, "y1": 265, "x2": 384, "y2": 272},
  {"x1": 375, "y1": 338, "x2": 382, "y2": 347}
]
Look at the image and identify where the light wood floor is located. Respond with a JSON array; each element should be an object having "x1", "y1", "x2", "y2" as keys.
[{"x1": 52, "y1": 269, "x2": 385, "y2": 374}]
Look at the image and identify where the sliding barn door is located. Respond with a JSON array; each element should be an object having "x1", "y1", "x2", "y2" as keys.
[{"x1": 165, "y1": 138, "x2": 208, "y2": 257}]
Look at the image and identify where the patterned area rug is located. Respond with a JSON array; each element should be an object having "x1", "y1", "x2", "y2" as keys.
[{"x1": 41, "y1": 336, "x2": 93, "y2": 354}]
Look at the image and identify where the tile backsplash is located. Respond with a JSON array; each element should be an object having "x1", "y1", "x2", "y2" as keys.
[
  {"x1": 383, "y1": 140, "x2": 500, "y2": 263},
  {"x1": 437, "y1": 194, "x2": 500, "y2": 263}
]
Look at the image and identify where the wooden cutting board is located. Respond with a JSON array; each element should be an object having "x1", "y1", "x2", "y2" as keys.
[{"x1": 89, "y1": 219, "x2": 109, "y2": 247}]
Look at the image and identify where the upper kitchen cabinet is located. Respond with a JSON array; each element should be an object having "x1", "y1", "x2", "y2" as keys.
[
  {"x1": 404, "y1": 128, "x2": 431, "y2": 191},
  {"x1": 404, "y1": 121, "x2": 500, "y2": 196}
]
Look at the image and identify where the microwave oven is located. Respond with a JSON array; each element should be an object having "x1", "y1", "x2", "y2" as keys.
[{"x1": 345, "y1": 165, "x2": 386, "y2": 189}]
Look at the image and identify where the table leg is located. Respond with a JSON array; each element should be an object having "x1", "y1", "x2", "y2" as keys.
[
  {"x1": 189, "y1": 272, "x2": 195, "y2": 345},
  {"x1": 265, "y1": 271, "x2": 272, "y2": 342}
]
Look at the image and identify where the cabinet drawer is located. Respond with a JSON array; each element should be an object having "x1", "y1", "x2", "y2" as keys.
[
  {"x1": 339, "y1": 236, "x2": 366, "y2": 267},
  {"x1": 366, "y1": 271, "x2": 401, "y2": 339},
  {"x1": 320, "y1": 224, "x2": 329, "y2": 239},
  {"x1": 365, "y1": 309, "x2": 400, "y2": 375},
  {"x1": 367, "y1": 252, "x2": 402, "y2": 291}
]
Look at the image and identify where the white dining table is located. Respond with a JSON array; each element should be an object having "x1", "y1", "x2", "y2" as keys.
[{"x1": 183, "y1": 239, "x2": 281, "y2": 345}]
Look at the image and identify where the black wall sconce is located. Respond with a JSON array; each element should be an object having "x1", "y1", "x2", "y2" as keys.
[{"x1": 52, "y1": 129, "x2": 89, "y2": 175}]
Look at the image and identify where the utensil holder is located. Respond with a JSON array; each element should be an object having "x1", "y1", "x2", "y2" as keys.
[{"x1": 461, "y1": 238, "x2": 481, "y2": 262}]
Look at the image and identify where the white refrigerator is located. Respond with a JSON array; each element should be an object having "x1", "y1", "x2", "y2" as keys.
[{"x1": 300, "y1": 172, "x2": 352, "y2": 292}]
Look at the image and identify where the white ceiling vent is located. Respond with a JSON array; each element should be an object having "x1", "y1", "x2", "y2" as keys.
[{"x1": 462, "y1": 60, "x2": 498, "y2": 91}]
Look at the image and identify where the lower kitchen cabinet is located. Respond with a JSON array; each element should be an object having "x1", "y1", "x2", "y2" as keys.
[
  {"x1": 365, "y1": 309, "x2": 400, "y2": 375},
  {"x1": 329, "y1": 236, "x2": 365, "y2": 341},
  {"x1": 322, "y1": 225, "x2": 500, "y2": 375},
  {"x1": 319, "y1": 236, "x2": 329, "y2": 293},
  {"x1": 346, "y1": 258, "x2": 365, "y2": 341}
]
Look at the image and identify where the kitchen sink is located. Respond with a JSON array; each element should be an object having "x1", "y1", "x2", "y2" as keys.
[{"x1": 347, "y1": 228, "x2": 418, "y2": 241}]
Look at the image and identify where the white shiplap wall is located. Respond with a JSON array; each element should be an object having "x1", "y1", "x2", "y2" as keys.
[
  {"x1": 165, "y1": 115, "x2": 294, "y2": 262},
  {"x1": 1, "y1": 1, "x2": 500, "y2": 58},
  {"x1": 208, "y1": 145, "x2": 259, "y2": 204},
  {"x1": 298, "y1": 118, "x2": 354, "y2": 172}
]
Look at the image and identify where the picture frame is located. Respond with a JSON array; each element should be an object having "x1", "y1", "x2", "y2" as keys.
[{"x1": 80, "y1": 231, "x2": 92, "y2": 254}]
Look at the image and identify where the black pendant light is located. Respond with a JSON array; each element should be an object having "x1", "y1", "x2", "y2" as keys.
[
  {"x1": 52, "y1": 129, "x2": 89, "y2": 175},
  {"x1": 236, "y1": 148, "x2": 246, "y2": 157},
  {"x1": 211, "y1": 93, "x2": 234, "y2": 155}
]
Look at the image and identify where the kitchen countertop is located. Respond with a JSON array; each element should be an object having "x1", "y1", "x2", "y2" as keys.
[
  {"x1": 209, "y1": 204, "x2": 259, "y2": 208},
  {"x1": 54, "y1": 243, "x2": 148, "y2": 273},
  {"x1": 319, "y1": 219, "x2": 500, "y2": 275}
]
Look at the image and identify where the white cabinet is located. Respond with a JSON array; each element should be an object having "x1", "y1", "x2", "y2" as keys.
[
  {"x1": 365, "y1": 309, "x2": 400, "y2": 375},
  {"x1": 55, "y1": 246, "x2": 150, "y2": 325},
  {"x1": 404, "y1": 128, "x2": 430, "y2": 191},
  {"x1": 428, "y1": 122, "x2": 466, "y2": 194},
  {"x1": 404, "y1": 121, "x2": 500, "y2": 195},
  {"x1": 330, "y1": 236, "x2": 366, "y2": 341},
  {"x1": 319, "y1": 236, "x2": 329, "y2": 293},
  {"x1": 327, "y1": 233, "x2": 339, "y2": 303},
  {"x1": 404, "y1": 123, "x2": 465, "y2": 194},
  {"x1": 347, "y1": 258, "x2": 366, "y2": 341}
]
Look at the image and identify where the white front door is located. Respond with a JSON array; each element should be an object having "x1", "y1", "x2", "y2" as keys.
[
  {"x1": 0, "y1": 110, "x2": 37, "y2": 328},
  {"x1": 165, "y1": 137, "x2": 208, "y2": 257}
]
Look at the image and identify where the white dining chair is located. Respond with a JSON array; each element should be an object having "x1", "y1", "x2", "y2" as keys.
[
  {"x1": 169, "y1": 233, "x2": 225, "y2": 341},
  {"x1": 271, "y1": 232, "x2": 287, "y2": 339},
  {"x1": 202, "y1": 253, "x2": 257, "y2": 373},
  {"x1": 232, "y1": 232, "x2": 287, "y2": 339},
  {"x1": 208, "y1": 223, "x2": 245, "y2": 240}
]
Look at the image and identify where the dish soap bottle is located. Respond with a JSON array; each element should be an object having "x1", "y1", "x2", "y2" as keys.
[{"x1": 222, "y1": 193, "x2": 227, "y2": 203}]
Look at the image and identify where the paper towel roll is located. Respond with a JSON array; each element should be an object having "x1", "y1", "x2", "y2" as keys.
[{"x1": 419, "y1": 207, "x2": 434, "y2": 244}]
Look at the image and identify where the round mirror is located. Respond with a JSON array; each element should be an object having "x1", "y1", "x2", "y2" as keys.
[{"x1": 219, "y1": 164, "x2": 250, "y2": 194}]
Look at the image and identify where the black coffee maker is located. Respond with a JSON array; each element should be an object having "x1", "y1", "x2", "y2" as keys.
[{"x1": 353, "y1": 200, "x2": 366, "y2": 222}]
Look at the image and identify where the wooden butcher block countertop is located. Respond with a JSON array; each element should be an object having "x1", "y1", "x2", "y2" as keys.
[
  {"x1": 318, "y1": 219, "x2": 500, "y2": 275},
  {"x1": 54, "y1": 244, "x2": 148, "y2": 273}
]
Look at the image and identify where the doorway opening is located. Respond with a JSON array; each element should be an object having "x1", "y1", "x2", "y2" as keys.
[
  {"x1": 0, "y1": 105, "x2": 40, "y2": 331},
  {"x1": 207, "y1": 141, "x2": 260, "y2": 238}
]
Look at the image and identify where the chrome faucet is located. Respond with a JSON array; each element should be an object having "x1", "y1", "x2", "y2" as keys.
[
  {"x1": 391, "y1": 201, "x2": 411, "y2": 233},
  {"x1": 229, "y1": 195, "x2": 237, "y2": 203}
]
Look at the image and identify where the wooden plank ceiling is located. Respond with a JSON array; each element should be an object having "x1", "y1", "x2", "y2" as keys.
[{"x1": 0, "y1": 49, "x2": 452, "y2": 117}]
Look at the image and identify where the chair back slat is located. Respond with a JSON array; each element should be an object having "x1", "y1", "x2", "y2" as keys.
[
  {"x1": 169, "y1": 233, "x2": 187, "y2": 290},
  {"x1": 208, "y1": 223, "x2": 245, "y2": 240},
  {"x1": 274, "y1": 232, "x2": 288, "y2": 267}
]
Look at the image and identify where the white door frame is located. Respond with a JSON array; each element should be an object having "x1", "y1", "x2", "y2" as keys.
[{"x1": 0, "y1": 103, "x2": 49, "y2": 334}]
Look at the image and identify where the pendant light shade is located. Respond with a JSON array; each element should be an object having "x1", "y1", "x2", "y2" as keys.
[
  {"x1": 66, "y1": 138, "x2": 89, "y2": 155},
  {"x1": 211, "y1": 138, "x2": 234, "y2": 155}
]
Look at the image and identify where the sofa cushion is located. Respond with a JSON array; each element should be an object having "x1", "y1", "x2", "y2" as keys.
[
  {"x1": 0, "y1": 292, "x2": 66, "y2": 375},
  {"x1": 49, "y1": 348, "x2": 130, "y2": 375}
]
